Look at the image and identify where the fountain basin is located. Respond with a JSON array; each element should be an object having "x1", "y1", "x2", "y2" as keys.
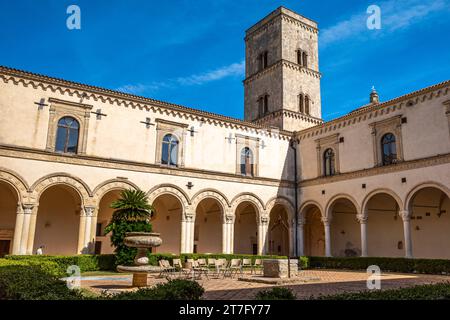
[{"x1": 123, "y1": 232, "x2": 162, "y2": 248}]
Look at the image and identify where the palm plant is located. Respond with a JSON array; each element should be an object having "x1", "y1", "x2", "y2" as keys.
[
  {"x1": 109, "y1": 189, "x2": 154, "y2": 222},
  {"x1": 104, "y1": 189, "x2": 154, "y2": 266}
]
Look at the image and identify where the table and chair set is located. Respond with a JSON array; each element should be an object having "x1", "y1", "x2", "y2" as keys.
[{"x1": 158, "y1": 258, "x2": 263, "y2": 280}]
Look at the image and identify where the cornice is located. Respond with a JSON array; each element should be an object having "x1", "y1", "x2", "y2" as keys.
[
  {"x1": 244, "y1": 59, "x2": 321, "y2": 85},
  {"x1": 299, "y1": 153, "x2": 450, "y2": 187},
  {"x1": 297, "y1": 81, "x2": 450, "y2": 141},
  {"x1": 0, "y1": 144, "x2": 295, "y2": 188},
  {"x1": 0, "y1": 66, "x2": 292, "y2": 140},
  {"x1": 254, "y1": 109, "x2": 323, "y2": 127},
  {"x1": 245, "y1": 7, "x2": 318, "y2": 41}
]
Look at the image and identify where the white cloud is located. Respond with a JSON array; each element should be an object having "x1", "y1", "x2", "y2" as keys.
[
  {"x1": 176, "y1": 61, "x2": 245, "y2": 86},
  {"x1": 320, "y1": 0, "x2": 449, "y2": 47},
  {"x1": 116, "y1": 60, "x2": 245, "y2": 95}
]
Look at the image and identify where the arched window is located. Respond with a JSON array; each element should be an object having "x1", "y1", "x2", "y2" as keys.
[
  {"x1": 302, "y1": 52, "x2": 308, "y2": 68},
  {"x1": 305, "y1": 96, "x2": 310, "y2": 115},
  {"x1": 299, "y1": 94, "x2": 304, "y2": 113},
  {"x1": 55, "y1": 116, "x2": 79, "y2": 153},
  {"x1": 381, "y1": 133, "x2": 397, "y2": 165},
  {"x1": 323, "y1": 148, "x2": 335, "y2": 176},
  {"x1": 297, "y1": 50, "x2": 302, "y2": 65},
  {"x1": 161, "y1": 134, "x2": 179, "y2": 166},
  {"x1": 240, "y1": 147, "x2": 254, "y2": 176}
]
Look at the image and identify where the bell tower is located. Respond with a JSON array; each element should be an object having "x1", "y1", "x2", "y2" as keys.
[{"x1": 244, "y1": 7, "x2": 323, "y2": 132}]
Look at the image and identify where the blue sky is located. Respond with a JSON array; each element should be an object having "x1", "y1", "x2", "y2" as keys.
[{"x1": 1, "y1": 0, "x2": 449, "y2": 121}]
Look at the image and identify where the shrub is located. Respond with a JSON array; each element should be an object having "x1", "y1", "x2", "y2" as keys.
[
  {"x1": 0, "y1": 264, "x2": 84, "y2": 300},
  {"x1": 110, "y1": 279, "x2": 204, "y2": 300},
  {"x1": 255, "y1": 287, "x2": 296, "y2": 300},
  {"x1": 300, "y1": 256, "x2": 450, "y2": 275},
  {"x1": 312, "y1": 282, "x2": 450, "y2": 300},
  {"x1": 5, "y1": 254, "x2": 116, "y2": 273}
]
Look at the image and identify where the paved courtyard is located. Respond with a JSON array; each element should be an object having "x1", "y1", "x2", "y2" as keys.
[{"x1": 80, "y1": 269, "x2": 450, "y2": 300}]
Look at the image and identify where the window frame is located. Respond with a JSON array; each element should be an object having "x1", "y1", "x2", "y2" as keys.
[
  {"x1": 323, "y1": 148, "x2": 336, "y2": 176},
  {"x1": 155, "y1": 118, "x2": 188, "y2": 168},
  {"x1": 369, "y1": 115, "x2": 404, "y2": 167},
  {"x1": 55, "y1": 116, "x2": 80, "y2": 154},
  {"x1": 381, "y1": 133, "x2": 397, "y2": 166},
  {"x1": 161, "y1": 133, "x2": 180, "y2": 167},
  {"x1": 46, "y1": 98, "x2": 92, "y2": 155}
]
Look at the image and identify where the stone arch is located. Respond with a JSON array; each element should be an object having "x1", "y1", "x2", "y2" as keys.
[
  {"x1": 299, "y1": 200, "x2": 324, "y2": 220},
  {"x1": 147, "y1": 184, "x2": 190, "y2": 216},
  {"x1": 92, "y1": 179, "x2": 140, "y2": 205},
  {"x1": 405, "y1": 181, "x2": 450, "y2": 212},
  {"x1": 325, "y1": 193, "x2": 360, "y2": 219},
  {"x1": 265, "y1": 196, "x2": 296, "y2": 223},
  {"x1": 361, "y1": 188, "x2": 403, "y2": 217},
  {"x1": 0, "y1": 167, "x2": 29, "y2": 204},
  {"x1": 30, "y1": 173, "x2": 92, "y2": 205},
  {"x1": 191, "y1": 189, "x2": 230, "y2": 222},
  {"x1": 230, "y1": 193, "x2": 265, "y2": 221}
]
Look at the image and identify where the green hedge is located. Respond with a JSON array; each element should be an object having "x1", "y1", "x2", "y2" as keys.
[
  {"x1": 312, "y1": 282, "x2": 450, "y2": 300},
  {"x1": 107, "y1": 279, "x2": 204, "y2": 300},
  {"x1": 300, "y1": 256, "x2": 450, "y2": 275},
  {"x1": 255, "y1": 287, "x2": 296, "y2": 300},
  {"x1": 5, "y1": 254, "x2": 115, "y2": 273}
]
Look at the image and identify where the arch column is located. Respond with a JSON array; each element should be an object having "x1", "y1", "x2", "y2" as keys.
[
  {"x1": 77, "y1": 206, "x2": 97, "y2": 254},
  {"x1": 322, "y1": 216, "x2": 332, "y2": 257},
  {"x1": 257, "y1": 214, "x2": 269, "y2": 255},
  {"x1": 181, "y1": 210, "x2": 195, "y2": 253},
  {"x1": 296, "y1": 217, "x2": 305, "y2": 257},
  {"x1": 357, "y1": 214, "x2": 368, "y2": 257},
  {"x1": 400, "y1": 210, "x2": 413, "y2": 258},
  {"x1": 12, "y1": 204, "x2": 37, "y2": 255},
  {"x1": 222, "y1": 213, "x2": 234, "y2": 254}
]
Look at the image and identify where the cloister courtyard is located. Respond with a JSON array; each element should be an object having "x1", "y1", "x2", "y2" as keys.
[{"x1": 79, "y1": 269, "x2": 450, "y2": 300}]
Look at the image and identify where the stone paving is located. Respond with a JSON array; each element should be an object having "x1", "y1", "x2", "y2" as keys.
[{"x1": 80, "y1": 269, "x2": 450, "y2": 300}]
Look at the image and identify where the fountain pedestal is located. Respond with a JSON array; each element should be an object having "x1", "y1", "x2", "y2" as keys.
[{"x1": 116, "y1": 232, "x2": 163, "y2": 287}]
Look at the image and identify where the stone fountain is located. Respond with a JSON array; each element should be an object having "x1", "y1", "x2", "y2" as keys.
[{"x1": 117, "y1": 232, "x2": 163, "y2": 287}]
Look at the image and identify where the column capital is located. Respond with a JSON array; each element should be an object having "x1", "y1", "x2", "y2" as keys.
[
  {"x1": 399, "y1": 210, "x2": 410, "y2": 222},
  {"x1": 224, "y1": 214, "x2": 235, "y2": 224},
  {"x1": 259, "y1": 215, "x2": 269, "y2": 225},
  {"x1": 182, "y1": 212, "x2": 195, "y2": 222},
  {"x1": 22, "y1": 203, "x2": 35, "y2": 214},
  {"x1": 356, "y1": 213, "x2": 368, "y2": 224},
  {"x1": 321, "y1": 216, "x2": 331, "y2": 226},
  {"x1": 81, "y1": 206, "x2": 97, "y2": 217}
]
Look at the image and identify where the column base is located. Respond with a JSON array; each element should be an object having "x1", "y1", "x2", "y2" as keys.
[{"x1": 132, "y1": 273, "x2": 148, "y2": 287}]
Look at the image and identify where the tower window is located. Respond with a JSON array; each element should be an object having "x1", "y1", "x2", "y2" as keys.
[
  {"x1": 302, "y1": 52, "x2": 308, "y2": 68},
  {"x1": 258, "y1": 51, "x2": 268, "y2": 71},
  {"x1": 299, "y1": 94, "x2": 304, "y2": 113},
  {"x1": 258, "y1": 94, "x2": 269, "y2": 117},
  {"x1": 381, "y1": 133, "x2": 397, "y2": 165},
  {"x1": 297, "y1": 50, "x2": 302, "y2": 65},
  {"x1": 305, "y1": 95, "x2": 310, "y2": 115}
]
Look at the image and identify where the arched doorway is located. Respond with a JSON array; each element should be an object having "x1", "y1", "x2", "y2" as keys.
[
  {"x1": 150, "y1": 194, "x2": 182, "y2": 253},
  {"x1": 268, "y1": 204, "x2": 290, "y2": 256},
  {"x1": 34, "y1": 185, "x2": 81, "y2": 255},
  {"x1": 302, "y1": 204, "x2": 325, "y2": 256},
  {"x1": 328, "y1": 198, "x2": 359, "y2": 257},
  {"x1": 0, "y1": 181, "x2": 18, "y2": 257},
  {"x1": 194, "y1": 198, "x2": 222, "y2": 254},
  {"x1": 408, "y1": 186, "x2": 450, "y2": 259},
  {"x1": 234, "y1": 202, "x2": 258, "y2": 254},
  {"x1": 95, "y1": 189, "x2": 122, "y2": 254},
  {"x1": 365, "y1": 192, "x2": 403, "y2": 257}
]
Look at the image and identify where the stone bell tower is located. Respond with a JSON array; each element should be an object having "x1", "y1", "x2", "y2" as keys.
[{"x1": 244, "y1": 7, "x2": 323, "y2": 132}]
